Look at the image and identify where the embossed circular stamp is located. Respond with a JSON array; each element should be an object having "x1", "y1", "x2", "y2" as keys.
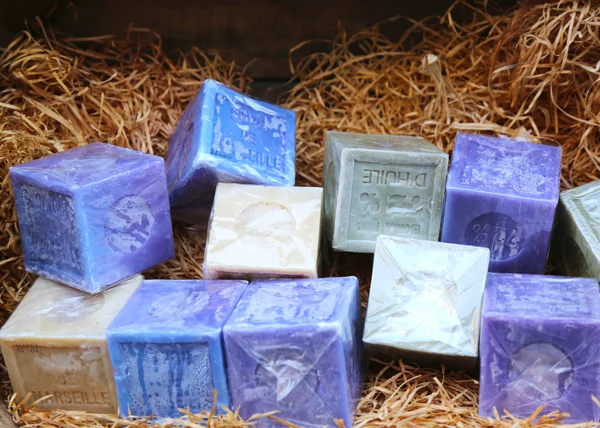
[
  {"x1": 508, "y1": 342, "x2": 574, "y2": 400},
  {"x1": 105, "y1": 196, "x2": 155, "y2": 254},
  {"x1": 465, "y1": 213, "x2": 523, "y2": 260},
  {"x1": 43, "y1": 288, "x2": 105, "y2": 323},
  {"x1": 236, "y1": 202, "x2": 296, "y2": 244}
]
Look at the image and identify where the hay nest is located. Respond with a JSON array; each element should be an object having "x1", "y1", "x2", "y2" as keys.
[{"x1": 2, "y1": 0, "x2": 600, "y2": 426}]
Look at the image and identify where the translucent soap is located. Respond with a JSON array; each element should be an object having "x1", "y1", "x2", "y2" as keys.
[
  {"x1": 441, "y1": 133, "x2": 561, "y2": 274},
  {"x1": 223, "y1": 277, "x2": 364, "y2": 428},
  {"x1": 552, "y1": 180, "x2": 600, "y2": 277},
  {"x1": 10, "y1": 143, "x2": 175, "y2": 293},
  {"x1": 165, "y1": 79, "x2": 296, "y2": 225},
  {"x1": 106, "y1": 279, "x2": 247, "y2": 418},
  {"x1": 322, "y1": 131, "x2": 448, "y2": 253},
  {"x1": 363, "y1": 235, "x2": 490, "y2": 366},
  {"x1": 480, "y1": 273, "x2": 600, "y2": 422},
  {"x1": 203, "y1": 183, "x2": 323, "y2": 280},
  {"x1": 0, "y1": 275, "x2": 142, "y2": 413}
]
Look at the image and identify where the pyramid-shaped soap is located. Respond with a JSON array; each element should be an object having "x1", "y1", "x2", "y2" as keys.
[{"x1": 363, "y1": 235, "x2": 490, "y2": 365}]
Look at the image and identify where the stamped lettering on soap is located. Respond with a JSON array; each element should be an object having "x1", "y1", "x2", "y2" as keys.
[
  {"x1": 211, "y1": 94, "x2": 287, "y2": 176},
  {"x1": 465, "y1": 213, "x2": 523, "y2": 261},
  {"x1": 105, "y1": 196, "x2": 155, "y2": 254},
  {"x1": 347, "y1": 161, "x2": 434, "y2": 241},
  {"x1": 21, "y1": 185, "x2": 83, "y2": 281},
  {"x1": 508, "y1": 342, "x2": 574, "y2": 400}
]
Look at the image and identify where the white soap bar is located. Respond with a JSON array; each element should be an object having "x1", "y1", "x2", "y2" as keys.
[
  {"x1": 0, "y1": 275, "x2": 142, "y2": 412},
  {"x1": 203, "y1": 183, "x2": 323, "y2": 279},
  {"x1": 363, "y1": 236, "x2": 490, "y2": 365}
]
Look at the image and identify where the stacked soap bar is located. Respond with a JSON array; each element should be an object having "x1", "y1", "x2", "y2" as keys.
[
  {"x1": 106, "y1": 279, "x2": 247, "y2": 418},
  {"x1": 10, "y1": 143, "x2": 175, "y2": 293},
  {"x1": 442, "y1": 133, "x2": 561, "y2": 274},
  {"x1": 480, "y1": 273, "x2": 600, "y2": 423},
  {"x1": 0, "y1": 275, "x2": 142, "y2": 413},
  {"x1": 323, "y1": 131, "x2": 448, "y2": 253},
  {"x1": 203, "y1": 183, "x2": 323, "y2": 280},
  {"x1": 166, "y1": 79, "x2": 296, "y2": 225},
  {"x1": 552, "y1": 179, "x2": 600, "y2": 277},
  {"x1": 363, "y1": 235, "x2": 489, "y2": 367},
  {"x1": 223, "y1": 277, "x2": 363, "y2": 428}
]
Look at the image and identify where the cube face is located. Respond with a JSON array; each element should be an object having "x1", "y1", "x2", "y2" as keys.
[
  {"x1": 106, "y1": 280, "x2": 247, "y2": 418},
  {"x1": 166, "y1": 79, "x2": 296, "y2": 224},
  {"x1": 363, "y1": 236, "x2": 490, "y2": 360},
  {"x1": 442, "y1": 133, "x2": 561, "y2": 274},
  {"x1": 0, "y1": 275, "x2": 142, "y2": 413},
  {"x1": 10, "y1": 143, "x2": 175, "y2": 293},
  {"x1": 552, "y1": 181, "x2": 600, "y2": 278},
  {"x1": 203, "y1": 183, "x2": 323, "y2": 280},
  {"x1": 480, "y1": 274, "x2": 600, "y2": 422},
  {"x1": 223, "y1": 277, "x2": 363, "y2": 428},
  {"x1": 323, "y1": 132, "x2": 448, "y2": 253}
]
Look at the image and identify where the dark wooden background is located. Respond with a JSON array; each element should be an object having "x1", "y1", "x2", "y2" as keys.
[{"x1": 0, "y1": 0, "x2": 518, "y2": 97}]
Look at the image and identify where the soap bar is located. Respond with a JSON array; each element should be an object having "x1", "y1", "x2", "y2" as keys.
[
  {"x1": 0, "y1": 275, "x2": 142, "y2": 413},
  {"x1": 480, "y1": 273, "x2": 600, "y2": 422},
  {"x1": 10, "y1": 143, "x2": 175, "y2": 293},
  {"x1": 223, "y1": 277, "x2": 363, "y2": 428},
  {"x1": 441, "y1": 133, "x2": 561, "y2": 274},
  {"x1": 323, "y1": 131, "x2": 448, "y2": 253},
  {"x1": 363, "y1": 235, "x2": 489, "y2": 365},
  {"x1": 551, "y1": 180, "x2": 600, "y2": 277},
  {"x1": 203, "y1": 183, "x2": 323, "y2": 280},
  {"x1": 106, "y1": 279, "x2": 247, "y2": 418},
  {"x1": 165, "y1": 79, "x2": 296, "y2": 225}
]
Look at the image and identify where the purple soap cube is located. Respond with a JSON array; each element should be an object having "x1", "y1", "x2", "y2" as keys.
[
  {"x1": 10, "y1": 143, "x2": 174, "y2": 293},
  {"x1": 480, "y1": 273, "x2": 600, "y2": 422},
  {"x1": 165, "y1": 79, "x2": 296, "y2": 225},
  {"x1": 441, "y1": 133, "x2": 561, "y2": 273},
  {"x1": 106, "y1": 279, "x2": 247, "y2": 418},
  {"x1": 223, "y1": 277, "x2": 364, "y2": 428}
]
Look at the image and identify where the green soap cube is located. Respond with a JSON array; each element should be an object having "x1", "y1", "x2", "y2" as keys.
[{"x1": 323, "y1": 131, "x2": 448, "y2": 253}]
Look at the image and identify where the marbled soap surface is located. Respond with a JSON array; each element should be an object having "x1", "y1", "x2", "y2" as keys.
[
  {"x1": 0, "y1": 275, "x2": 142, "y2": 413},
  {"x1": 223, "y1": 277, "x2": 363, "y2": 428},
  {"x1": 480, "y1": 273, "x2": 600, "y2": 423},
  {"x1": 442, "y1": 133, "x2": 561, "y2": 274},
  {"x1": 165, "y1": 79, "x2": 296, "y2": 225},
  {"x1": 107, "y1": 280, "x2": 247, "y2": 418},
  {"x1": 10, "y1": 142, "x2": 174, "y2": 292}
]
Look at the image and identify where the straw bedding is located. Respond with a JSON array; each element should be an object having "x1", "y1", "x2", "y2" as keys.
[{"x1": 2, "y1": 0, "x2": 600, "y2": 426}]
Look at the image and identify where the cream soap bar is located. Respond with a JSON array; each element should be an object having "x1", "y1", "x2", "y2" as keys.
[
  {"x1": 323, "y1": 131, "x2": 448, "y2": 253},
  {"x1": 203, "y1": 183, "x2": 323, "y2": 280},
  {"x1": 0, "y1": 275, "x2": 142, "y2": 413},
  {"x1": 363, "y1": 236, "x2": 490, "y2": 366}
]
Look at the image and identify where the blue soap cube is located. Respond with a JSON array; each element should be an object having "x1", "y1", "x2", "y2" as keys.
[
  {"x1": 106, "y1": 279, "x2": 248, "y2": 418},
  {"x1": 165, "y1": 79, "x2": 296, "y2": 224},
  {"x1": 223, "y1": 277, "x2": 364, "y2": 428},
  {"x1": 10, "y1": 143, "x2": 175, "y2": 293}
]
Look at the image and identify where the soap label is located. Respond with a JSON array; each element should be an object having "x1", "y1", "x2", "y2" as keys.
[
  {"x1": 118, "y1": 342, "x2": 214, "y2": 415},
  {"x1": 21, "y1": 185, "x2": 83, "y2": 279},
  {"x1": 12, "y1": 343, "x2": 113, "y2": 411},
  {"x1": 347, "y1": 161, "x2": 434, "y2": 241},
  {"x1": 465, "y1": 213, "x2": 523, "y2": 261},
  {"x1": 212, "y1": 94, "x2": 287, "y2": 176}
]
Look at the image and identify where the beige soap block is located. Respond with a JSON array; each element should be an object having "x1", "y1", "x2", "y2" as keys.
[
  {"x1": 204, "y1": 183, "x2": 323, "y2": 279},
  {"x1": 0, "y1": 275, "x2": 142, "y2": 413}
]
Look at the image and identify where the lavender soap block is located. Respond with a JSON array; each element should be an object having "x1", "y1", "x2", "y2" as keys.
[
  {"x1": 106, "y1": 279, "x2": 247, "y2": 418},
  {"x1": 441, "y1": 133, "x2": 561, "y2": 274},
  {"x1": 480, "y1": 273, "x2": 600, "y2": 422},
  {"x1": 323, "y1": 131, "x2": 448, "y2": 253},
  {"x1": 551, "y1": 180, "x2": 600, "y2": 277},
  {"x1": 166, "y1": 79, "x2": 296, "y2": 224},
  {"x1": 10, "y1": 143, "x2": 175, "y2": 293},
  {"x1": 223, "y1": 277, "x2": 363, "y2": 428}
]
